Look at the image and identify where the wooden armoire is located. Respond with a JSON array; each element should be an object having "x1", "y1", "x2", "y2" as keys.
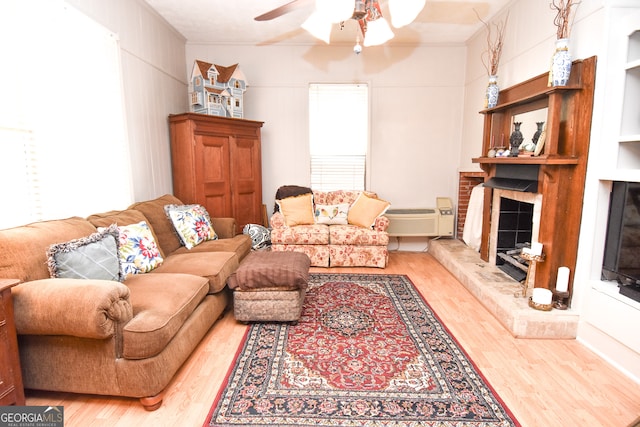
[{"x1": 169, "y1": 113, "x2": 264, "y2": 232}]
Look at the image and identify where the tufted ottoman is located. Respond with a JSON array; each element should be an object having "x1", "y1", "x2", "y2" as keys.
[{"x1": 227, "y1": 251, "x2": 311, "y2": 323}]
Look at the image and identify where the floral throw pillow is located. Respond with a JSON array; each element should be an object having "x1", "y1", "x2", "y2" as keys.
[
  {"x1": 315, "y1": 203, "x2": 349, "y2": 225},
  {"x1": 164, "y1": 204, "x2": 217, "y2": 249},
  {"x1": 117, "y1": 221, "x2": 163, "y2": 275}
]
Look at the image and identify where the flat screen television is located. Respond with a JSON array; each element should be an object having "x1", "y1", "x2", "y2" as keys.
[{"x1": 602, "y1": 181, "x2": 640, "y2": 302}]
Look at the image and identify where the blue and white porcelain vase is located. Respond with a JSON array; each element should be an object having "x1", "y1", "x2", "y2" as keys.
[
  {"x1": 485, "y1": 75, "x2": 499, "y2": 108},
  {"x1": 550, "y1": 38, "x2": 571, "y2": 86}
]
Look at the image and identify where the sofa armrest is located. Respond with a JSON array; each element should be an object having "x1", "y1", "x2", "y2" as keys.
[
  {"x1": 374, "y1": 215, "x2": 390, "y2": 232},
  {"x1": 211, "y1": 217, "x2": 237, "y2": 238},
  {"x1": 12, "y1": 278, "x2": 132, "y2": 339},
  {"x1": 270, "y1": 212, "x2": 286, "y2": 229}
]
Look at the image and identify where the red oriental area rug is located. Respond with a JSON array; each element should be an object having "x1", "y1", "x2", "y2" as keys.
[{"x1": 205, "y1": 273, "x2": 519, "y2": 427}]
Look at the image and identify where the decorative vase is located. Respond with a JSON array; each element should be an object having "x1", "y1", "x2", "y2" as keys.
[
  {"x1": 510, "y1": 122, "x2": 524, "y2": 156},
  {"x1": 485, "y1": 75, "x2": 499, "y2": 108},
  {"x1": 550, "y1": 38, "x2": 571, "y2": 87},
  {"x1": 532, "y1": 122, "x2": 545, "y2": 145}
]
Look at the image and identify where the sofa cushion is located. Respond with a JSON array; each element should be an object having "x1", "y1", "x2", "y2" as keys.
[
  {"x1": 87, "y1": 208, "x2": 166, "y2": 253},
  {"x1": 122, "y1": 272, "x2": 209, "y2": 359},
  {"x1": 170, "y1": 234, "x2": 252, "y2": 260},
  {"x1": 46, "y1": 224, "x2": 124, "y2": 282},
  {"x1": 151, "y1": 251, "x2": 239, "y2": 294},
  {"x1": 0, "y1": 217, "x2": 98, "y2": 283},
  {"x1": 277, "y1": 193, "x2": 315, "y2": 226},
  {"x1": 128, "y1": 194, "x2": 185, "y2": 255},
  {"x1": 313, "y1": 190, "x2": 376, "y2": 206},
  {"x1": 271, "y1": 224, "x2": 330, "y2": 245},
  {"x1": 164, "y1": 204, "x2": 217, "y2": 249},
  {"x1": 116, "y1": 221, "x2": 164, "y2": 275},
  {"x1": 329, "y1": 224, "x2": 390, "y2": 246},
  {"x1": 347, "y1": 192, "x2": 391, "y2": 228}
]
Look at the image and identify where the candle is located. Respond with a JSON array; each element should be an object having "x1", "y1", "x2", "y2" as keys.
[
  {"x1": 531, "y1": 242, "x2": 543, "y2": 256},
  {"x1": 532, "y1": 288, "x2": 552, "y2": 305},
  {"x1": 556, "y1": 267, "x2": 570, "y2": 292}
]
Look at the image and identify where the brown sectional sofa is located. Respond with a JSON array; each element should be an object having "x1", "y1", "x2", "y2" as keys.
[{"x1": 0, "y1": 194, "x2": 251, "y2": 410}]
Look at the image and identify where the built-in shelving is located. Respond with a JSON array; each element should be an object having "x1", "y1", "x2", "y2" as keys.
[
  {"x1": 585, "y1": 8, "x2": 640, "y2": 381},
  {"x1": 618, "y1": 31, "x2": 640, "y2": 170}
]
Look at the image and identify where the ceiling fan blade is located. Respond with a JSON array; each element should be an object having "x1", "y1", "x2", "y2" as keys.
[{"x1": 255, "y1": 0, "x2": 314, "y2": 21}]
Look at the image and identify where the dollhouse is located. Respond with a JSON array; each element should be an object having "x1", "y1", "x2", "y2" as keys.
[{"x1": 190, "y1": 60, "x2": 247, "y2": 118}]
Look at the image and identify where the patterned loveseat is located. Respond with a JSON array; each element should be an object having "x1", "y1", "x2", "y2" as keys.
[{"x1": 270, "y1": 188, "x2": 390, "y2": 267}]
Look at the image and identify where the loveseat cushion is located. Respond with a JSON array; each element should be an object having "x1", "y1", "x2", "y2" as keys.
[
  {"x1": 271, "y1": 224, "x2": 330, "y2": 245},
  {"x1": 0, "y1": 217, "x2": 98, "y2": 283},
  {"x1": 151, "y1": 251, "x2": 239, "y2": 294},
  {"x1": 122, "y1": 272, "x2": 209, "y2": 359}
]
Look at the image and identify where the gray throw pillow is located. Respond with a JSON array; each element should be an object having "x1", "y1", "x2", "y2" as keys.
[{"x1": 47, "y1": 224, "x2": 124, "y2": 282}]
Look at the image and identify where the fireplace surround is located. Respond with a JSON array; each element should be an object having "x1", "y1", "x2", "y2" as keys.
[{"x1": 472, "y1": 57, "x2": 597, "y2": 305}]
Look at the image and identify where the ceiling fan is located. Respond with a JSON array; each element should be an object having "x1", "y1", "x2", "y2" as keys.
[
  {"x1": 255, "y1": 0, "x2": 426, "y2": 48},
  {"x1": 255, "y1": 0, "x2": 491, "y2": 48}
]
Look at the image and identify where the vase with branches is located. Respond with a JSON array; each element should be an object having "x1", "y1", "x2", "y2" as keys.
[
  {"x1": 549, "y1": 1, "x2": 580, "y2": 86},
  {"x1": 551, "y1": 0, "x2": 579, "y2": 40},
  {"x1": 477, "y1": 11, "x2": 508, "y2": 108}
]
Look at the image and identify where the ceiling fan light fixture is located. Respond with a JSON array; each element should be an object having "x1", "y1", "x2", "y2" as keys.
[
  {"x1": 315, "y1": 0, "x2": 354, "y2": 23},
  {"x1": 352, "y1": 0, "x2": 366, "y2": 20},
  {"x1": 363, "y1": 17, "x2": 394, "y2": 46},
  {"x1": 301, "y1": 11, "x2": 333, "y2": 43},
  {"x1": 389, "y1": 0, "x2": 426, "y2": 28}
]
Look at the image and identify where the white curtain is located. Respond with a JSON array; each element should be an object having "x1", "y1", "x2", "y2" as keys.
[{"x1": 0, "y1": 0, "x2": 133, "y2": 229}]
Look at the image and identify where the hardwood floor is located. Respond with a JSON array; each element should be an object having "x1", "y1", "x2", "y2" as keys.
[{"x1": 25, "y1": 252, "x2": 640, "y2": 426}]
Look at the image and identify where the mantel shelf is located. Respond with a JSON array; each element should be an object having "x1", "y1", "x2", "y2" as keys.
[
  {"x1": 472, "y1": 155, "x2": 579, "y2": 165},
  {"x1": 479, "y1": 85, "x2": 582, "y2": 114}
]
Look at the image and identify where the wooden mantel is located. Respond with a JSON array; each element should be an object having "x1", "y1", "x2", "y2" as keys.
[{"x1": 472, "y1": 56, "x2": 597, "y2": 300}]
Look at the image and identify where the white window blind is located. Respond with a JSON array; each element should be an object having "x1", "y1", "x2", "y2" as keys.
[
  {"x1": 0, "y1": 0, "x2": 133, "y2": 229},
  {"x1": 309, "y1": 83, "x2": 368, "y2": 191}
]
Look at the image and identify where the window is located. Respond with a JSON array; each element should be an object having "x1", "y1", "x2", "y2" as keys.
[
  {"x1": 309, "y1": 83, "x2": 368, "y2": 191},
  {"x1": 0, "y1": 1, "x2": 132, "y2": 229}
]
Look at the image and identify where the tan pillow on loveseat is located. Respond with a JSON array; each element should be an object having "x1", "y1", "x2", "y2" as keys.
[
  {"x1": 277, "y1": 193, "x2": 315, "y2": 226},
  {"x1": 347, "y1": 193, "x2": 390, "y2": 228}
]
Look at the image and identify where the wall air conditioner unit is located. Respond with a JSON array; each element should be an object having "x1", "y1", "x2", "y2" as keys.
[{"x1": 385, "y1": 198, "x2": 454, "y2": 237}]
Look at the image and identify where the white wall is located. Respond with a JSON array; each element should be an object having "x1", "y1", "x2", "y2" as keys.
[
  {"x1": 66, "y1": 0, "x2": 188, "y2": 203},
  {"x1": 186, "y1": 43, "x2": 466, "y2": 217}
]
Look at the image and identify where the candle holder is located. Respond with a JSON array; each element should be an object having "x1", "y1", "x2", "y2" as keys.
[
  {"x1": 515, "y1": 251, "x2": 545, "y2": 298},
  {"x1": 553, "y1": 290, "x2": 570, "y2": 310}
]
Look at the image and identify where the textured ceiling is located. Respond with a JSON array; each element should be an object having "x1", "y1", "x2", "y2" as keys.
[{"x1": 144, "y1": 0, "x2": 511, "y2": 45}]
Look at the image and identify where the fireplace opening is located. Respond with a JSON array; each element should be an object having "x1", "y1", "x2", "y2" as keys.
[{"x1": 495, "y1": 197, "x2": 534, "y2": 282}]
